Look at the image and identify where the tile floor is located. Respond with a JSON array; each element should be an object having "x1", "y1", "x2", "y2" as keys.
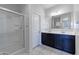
[
  {"x1": 30, "y1": 45, "x2": 70, "y2": 55},
  {"x1": 15, "y1": 45, "x2": 70, "y2": 55}
]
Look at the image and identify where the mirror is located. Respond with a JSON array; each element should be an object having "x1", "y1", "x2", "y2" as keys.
[{"x1": 51, "y1": 13, "x2": 72, "y2": 29}]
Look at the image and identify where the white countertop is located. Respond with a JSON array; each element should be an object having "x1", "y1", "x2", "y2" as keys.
[{"x1": 42, "y1": 30, "x2": 76, "y2": 35}]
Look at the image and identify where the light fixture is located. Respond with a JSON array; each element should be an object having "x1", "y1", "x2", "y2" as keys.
[{"x1": 50, "y1": 10, "x2": 64, "y2": 16}]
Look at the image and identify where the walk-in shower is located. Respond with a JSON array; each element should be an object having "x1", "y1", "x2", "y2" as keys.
[{"x1": 0, "y1": 7, "x2": 24, "y2": 55}]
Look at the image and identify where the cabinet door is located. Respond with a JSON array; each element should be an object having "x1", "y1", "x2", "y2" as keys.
[
  {"x1": 63, "y1": 35, "x2": 75, "y2": 54},
  {"x1": 54, "y1": 34, "x2": 64, "y2": 50},
  {"x1": 42, "y1": 33, "x2": 55, "y2": 47},
  {"x1": 42, "y1": 33, "x2": 48, "y2": 45},
  {"x1": 42, "y1": 33, "x2": 51, "y2": 46}
]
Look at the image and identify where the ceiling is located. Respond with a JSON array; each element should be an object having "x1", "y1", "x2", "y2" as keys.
[{"x1": 41, "y1": 4, "x2": 57, "y2": 9}]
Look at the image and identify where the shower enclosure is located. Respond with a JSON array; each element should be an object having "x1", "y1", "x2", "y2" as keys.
[{"x1": 0, "y1": 7, "x2": 24, "y2": 54}]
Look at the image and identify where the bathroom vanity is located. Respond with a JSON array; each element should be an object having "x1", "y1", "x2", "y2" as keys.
[
  {"x1": 42, "y1": 11, "x2": 76, "y2": 54},
  {"x1": 41, "y1": 31, "x2": 75, "y2": 54}
]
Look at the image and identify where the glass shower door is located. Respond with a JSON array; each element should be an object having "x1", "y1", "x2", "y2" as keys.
[{"x1": 0, "y1": 9, "x2": 24, "y2": 54}]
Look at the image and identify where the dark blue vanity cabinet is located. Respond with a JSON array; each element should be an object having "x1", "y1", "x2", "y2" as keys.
[{"x1": 41, "y1": 33, "x2": 75, "y2": 54}]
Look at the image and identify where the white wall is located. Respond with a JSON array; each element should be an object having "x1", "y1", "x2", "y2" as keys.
[
  {"x1": 73, "y1": 4, "x2": 79, "y2": 55},
  {"x1": 23, "y1": 5, "x2": 30, "y2": 53},
  {"x1": 29, "y1": 4, "x2": 46, "y2": 32}
]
